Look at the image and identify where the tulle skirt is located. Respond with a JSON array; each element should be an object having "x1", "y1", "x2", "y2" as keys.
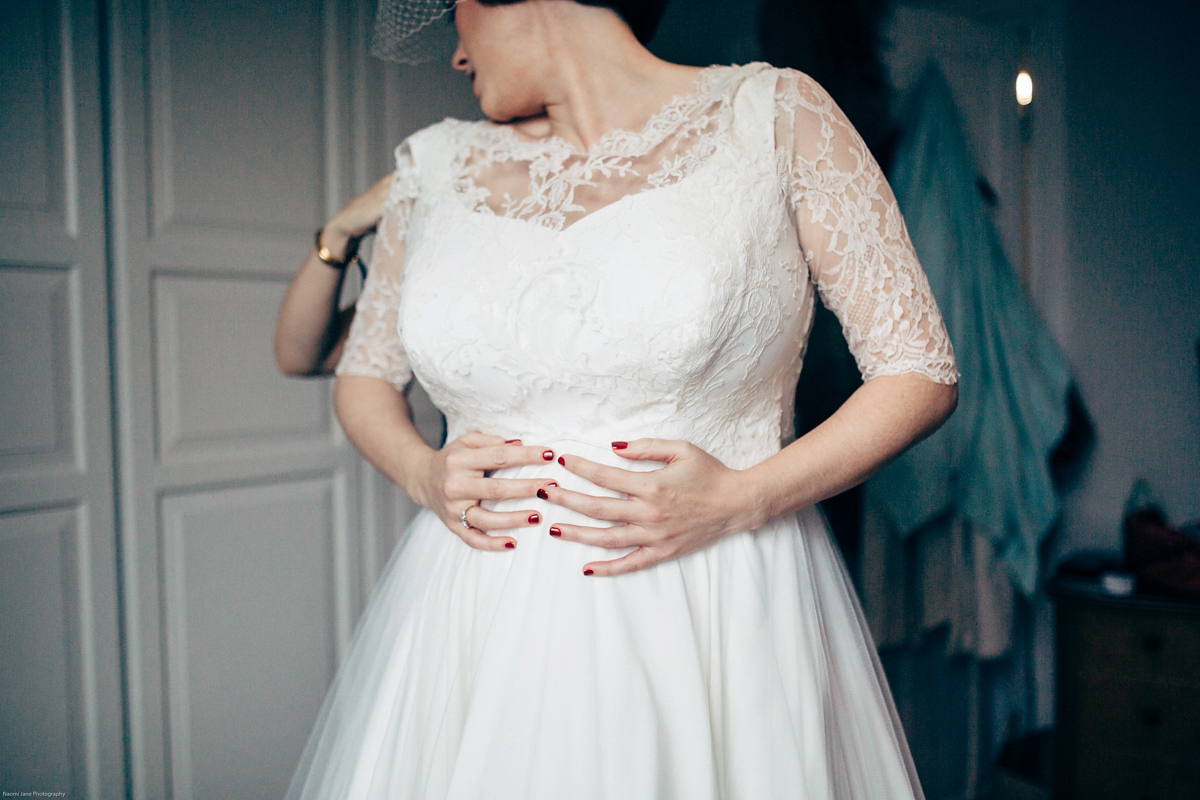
[{"x1": 285, "y1": 440, "x2": 923, "y2": 800}]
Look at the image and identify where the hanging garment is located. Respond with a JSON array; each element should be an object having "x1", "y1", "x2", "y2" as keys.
[{"x1": 861, "y1": 65, "x2": 1073, "y2": 660}]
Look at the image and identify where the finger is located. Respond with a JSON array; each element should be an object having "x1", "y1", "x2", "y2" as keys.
[
  {"x1": 582, "y1": 547, "x2": 663, "y2": 577},
  {"x1": 455, "y1": 524, "x2": 518, "y2": 552},
  {"x1": 458, "y1": 477, "x2": 556, "y2": 503},
  {"x1": 458, "y1": 431, "x2": 510, "y2": 449},
  {"x1": 547, "y1": 522, "x2": 641, "y2": 550},
  {"x1": 610, "y1": 438, "x2": 685, "y2": 464},
  {"x1": 544, "y1": 485, "x2": 639, "y2": 523},
  {"x1": 457, "y1": 444, "x2": 557, "y2": 471},
  {"x1": 467, "y1": 506, "x2": 544, "y2": 532},
  {"x1": 552, "y1": 453, "x2": 643, "y2": 494}
]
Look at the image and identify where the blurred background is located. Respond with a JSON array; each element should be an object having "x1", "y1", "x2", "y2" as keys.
[{"x1": 0, "y1": 0, "x2": 1197, "y2": 798}]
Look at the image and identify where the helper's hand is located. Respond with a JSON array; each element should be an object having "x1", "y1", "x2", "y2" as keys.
[{"x1": 319, "y1": 173, "x2": 394, "y2": 260}]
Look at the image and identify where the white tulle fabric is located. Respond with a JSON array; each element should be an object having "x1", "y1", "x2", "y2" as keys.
[{"x1": 302, "y1": 64, "x2": 953, "y2": 800}]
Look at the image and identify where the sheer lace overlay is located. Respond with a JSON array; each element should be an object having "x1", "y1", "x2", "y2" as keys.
[
  {"x1": 336, "y1": 63, "x2": 955, "y2": 455},
  {"x1": 377, "y1": 142, "x2": 421, "y2": 257},
  {"x1": 774, "y1": 70, "x2": 957, "y2": 383},
  {"x1": 447, "y1": 67, "x2": 738, "y2": 232},
  {"x1": 335, "y1": 268, "x2": 410, "y2": 389},
  {"x1": 337, "y1": 64, "x2": 955, "y2": 408},
  {"x1": 334, "y1": 144, "x2": 418, "y2": 390}
]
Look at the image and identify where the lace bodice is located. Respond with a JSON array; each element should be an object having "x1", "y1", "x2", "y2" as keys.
[{"x1": 337, "y1": 64, "x2": 956, "y2": 468}]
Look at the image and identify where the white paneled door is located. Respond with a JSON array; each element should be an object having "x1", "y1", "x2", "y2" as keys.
[
  {"x1": 104, "y1": 0, "x2": 375, "y2": 798},
  {"x1": 1, "y1": 0, "x2": 475, "y2": 795},
  {"x1": 2, "y1": 0, "x2": 473, "y2": 794},
  {"x1": 0, "y1": 0, "x2": 126, "y2": 798}
]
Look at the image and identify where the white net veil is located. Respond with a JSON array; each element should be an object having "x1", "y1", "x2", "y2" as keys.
[{"x1": 370, "y1": 0, "x2": 463, "y2": 65}]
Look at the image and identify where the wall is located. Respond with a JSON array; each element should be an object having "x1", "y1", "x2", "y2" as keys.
[{"x1": 1056, "y1": 0, "x2": 1200, "y2": 557}]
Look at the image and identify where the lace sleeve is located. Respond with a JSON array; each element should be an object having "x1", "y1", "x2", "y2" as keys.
[
  {"x1": 334, "y1": 143, "x2": 419, "y2": 390},
  {"x1": 775, "y1": 70, "x2": 958, "y2": 384}
]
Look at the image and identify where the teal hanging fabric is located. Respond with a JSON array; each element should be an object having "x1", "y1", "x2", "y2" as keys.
[{"x1": 863, "y1": 65, "x2": 1073, "y2": 598}]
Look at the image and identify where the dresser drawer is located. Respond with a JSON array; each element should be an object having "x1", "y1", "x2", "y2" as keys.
[
  {"x1": 1067, "y1": 748, "x2": 1200, "y2": 800},
  {"x1": 1056, "y1": 597, "x2": 1200, "y2": 683},
  {"x1": 1052, "y1": 579, "x2": 1200, "y2": 799},
  {"x1": 1071, "y1": 679, "x2": 1200, "y2": 760}
]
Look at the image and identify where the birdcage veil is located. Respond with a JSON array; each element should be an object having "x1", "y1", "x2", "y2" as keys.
[
  {"x1": 370, "y1": 0, "x2": 463, "y2": 64},
  {"x1": 369, "y1": 0, "x2": 671, "y2": 64}
]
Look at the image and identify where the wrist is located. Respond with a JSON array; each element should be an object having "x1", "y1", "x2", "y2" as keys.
[
  {"x1": 401, "y1": 446, "x2": 438, "y2": 510},
  {"x1": 725, "y1": 466, "x2": 773, "y2": 533},
  {"x1": 315, "y1": 225, "x2": 357, "y2": 266}
]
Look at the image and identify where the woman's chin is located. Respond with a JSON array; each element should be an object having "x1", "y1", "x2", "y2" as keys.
[
  {"x1": 481, "y1": 106, "x2": 521, "y2": 124},
  {"x1": 478, "y1": 95, "x2": 540, "y2": 125}
]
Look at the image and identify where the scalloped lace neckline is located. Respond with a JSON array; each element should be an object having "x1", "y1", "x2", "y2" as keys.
[
  {"x1": 473, "y1": 63, "x2": 746, "y2": 159},
  {"x1": 445, "y1": 64, "x2": 763, "y2": 232}
]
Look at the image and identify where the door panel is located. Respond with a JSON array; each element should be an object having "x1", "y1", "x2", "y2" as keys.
[
  {"x1": 0, "y1": 267, "x2": 75, "y2": 475},
  {"x1": 146, "y1": 0, "x2": 327, "y2": 237},
  {"x1": 106, "y1": 0, "x2": 365, "y2": 797},
  {"x1": 151, "y1": 274, "x2": 332, "y2": 459},
  {"x1": 159, "y1": 480, "x2": 338, "y2": 800},
  {"x1": 0, "y1": 1, "x2": 125, "y2": 798},
  {"x1": 0, "y1": 509, "x2": 78, "y2": 794}
]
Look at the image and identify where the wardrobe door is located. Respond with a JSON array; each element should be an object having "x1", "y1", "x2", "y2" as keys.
[
  {"x1": 104, "y1": 0, "x2": 372, "y2": 797},
  {"x1": 0, "y1": 0, "x2": 126, "y2": 798}
]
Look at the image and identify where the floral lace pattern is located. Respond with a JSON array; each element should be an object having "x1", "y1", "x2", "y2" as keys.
[
  {"x1": 447, "y1": 66, "x2": 741, "y2": 231},
  {"x1": 774, "y1": 70, "x2": 957, "y2": 383},
  {"x1": 376, "y1": 142, "x2": 420, "y2": 256},
  {"x1": 336, "y1": 144, "x2": 418, "y2": 387},
  {"x1": 336, "y1": 268, "x2": 410, "y2": 390},
  {"x1": 337, "y1": 64, "x2": 957, "y2": 465}
]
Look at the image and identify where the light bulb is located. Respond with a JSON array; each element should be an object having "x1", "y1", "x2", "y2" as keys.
[{"x1": 1016, "y1": 70, "x2": 1033, "y2": 106}]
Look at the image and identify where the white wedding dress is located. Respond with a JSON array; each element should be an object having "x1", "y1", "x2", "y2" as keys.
[{"x1": 286, "y1": 63, "x2": 957, "y2": 800}]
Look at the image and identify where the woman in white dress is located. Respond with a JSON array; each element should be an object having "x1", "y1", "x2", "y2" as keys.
[{"x1": 284, "y1": 1, "x2": 958, "y2": 798}]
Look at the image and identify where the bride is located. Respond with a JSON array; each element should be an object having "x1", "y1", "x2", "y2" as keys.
[{"x1": 281, "y1": 1, "x2": 958, "y2": 797}]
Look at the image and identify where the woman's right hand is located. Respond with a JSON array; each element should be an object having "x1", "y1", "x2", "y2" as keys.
[
  {"x1": 415, "y1": 432, "x2": 558, "y2": 551},
  {"x1": 319, "y1": 173, "x2": 395, "y2": 261}
]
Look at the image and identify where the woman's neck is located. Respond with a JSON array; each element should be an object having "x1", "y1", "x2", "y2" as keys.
[{"x1": 508, "y1": 5, "x2": 701, "y2": 153}]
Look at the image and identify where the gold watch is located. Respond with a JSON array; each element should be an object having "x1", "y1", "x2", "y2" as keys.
[{"x1": 314, "y1": 228, "x2": 358, "y2": 269}]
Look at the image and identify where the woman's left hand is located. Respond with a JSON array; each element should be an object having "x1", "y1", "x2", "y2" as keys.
[{"x1": 544, "y1": 439, "x2": 760, "y2": 576}]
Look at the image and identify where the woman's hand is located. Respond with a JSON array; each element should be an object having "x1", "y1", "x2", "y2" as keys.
[
  {"x1": 414, "y1": 432, "x2": 560, "y2": 552},
  {"x1": 543, "y1": 439, "x2": 759, "y2": 576}
]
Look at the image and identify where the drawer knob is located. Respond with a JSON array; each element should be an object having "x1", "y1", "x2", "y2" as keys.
[
  {"x1": 1141, "y1": 632, "x2": 1164, "y2": 653},
  {"x1": 1140, "y1": 707, "x2": 1162, "y2": 727}
]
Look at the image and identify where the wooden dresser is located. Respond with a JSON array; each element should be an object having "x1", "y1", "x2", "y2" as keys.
[{"x1": 1052, "y1": 577, "x2": 1200, "y2": 799}]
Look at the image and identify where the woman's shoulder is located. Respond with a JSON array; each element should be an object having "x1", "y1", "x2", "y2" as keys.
[
  {"x1": 711, "y1": 62, "x2": 819, "y2": 90},
  {"x1": 712, "y1": 63, "x2": 837, "y2": 127},
  {"x1": 394, "y1": 117, "x2": 482, "y2": 161},
  {"x1": 720, "y1": 63, "x2": 832, "y2": 101},
  {"x1": 758, "y1": 65, "x2": 838, "y2": 116},
  {"x1": 387, "y1": 117, "x2": 500, "y2": 189}
]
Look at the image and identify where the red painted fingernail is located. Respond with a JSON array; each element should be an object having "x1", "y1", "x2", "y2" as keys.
[
  {"x1": 611, "y1": 441, "x2": 628, "y2": 450},
  {"x1": 528, "y1": 513, "x2": 540, "y2": 524},
  {"x1": 557, "y1": 456, "x2": 566, "y2": 466},
  {"x1": 547, "y1": 481, "x2": 557, "y2": 487},
  {"x1": 583, "y1": 568, "x2": 594, "y2": 576},
  {"x1": 542, "y1": 450, "x2": 554, "y2": 461},
  {"x1": 537, "y1": 488, "x2": 549, "y2": 500},
  {"x1": 505, "y1": 541, "x2": 516, "y2": 549},
  {"x1": 549, "y1": 526, "x2": 562, "y2": 537},
  {"x1": 506, "y1": 439, "x2": 521, "y2": 444}
]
